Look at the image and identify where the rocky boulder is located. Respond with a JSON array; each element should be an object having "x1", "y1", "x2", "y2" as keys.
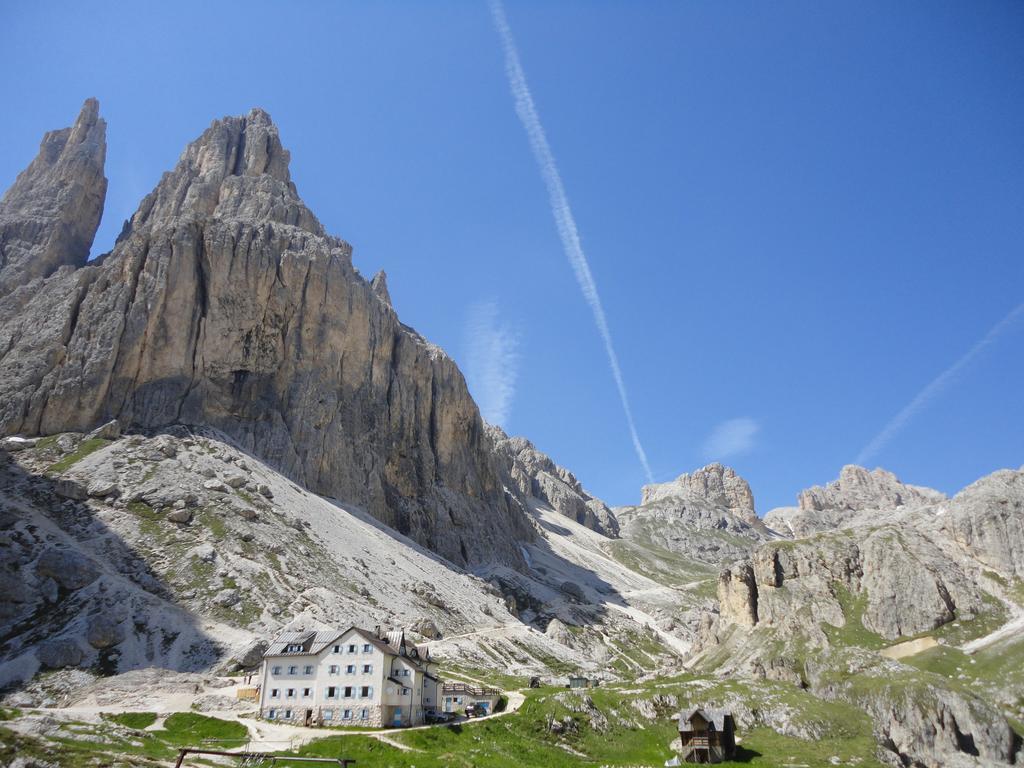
[
  {"x1": 85, "y1": 615, "x2": 125, "y2": 649},
  {"x1": 37, "y1": 639, "x2": 84, "y2": 670},
  {"x1": 35, "y1": 548, "x2": 99, "y2": 591},
  {"x1": 545, "y1": 617, "x2": 574, "y2": 647}
]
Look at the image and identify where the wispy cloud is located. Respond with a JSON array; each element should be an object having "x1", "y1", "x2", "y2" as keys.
[
  {"x1": 464, "y1": 299, "x2": 521, "y2": 429},
  {"x1": 489, "y1": 0, "x2": 654, "y2": 483},
  {"x1": 703, "y1": 418, "x2": 759, "y2": 460},
  {"x1": 857, "y1": 302, "x2": 1024, "y2": 465}
]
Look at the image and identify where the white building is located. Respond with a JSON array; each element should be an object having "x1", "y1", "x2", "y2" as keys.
[{"x1": 258, "y1": 626, "x2": 440, "y2": 727}]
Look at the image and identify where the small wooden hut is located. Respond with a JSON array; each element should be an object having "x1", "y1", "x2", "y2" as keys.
[{"x1": 678, "y1": 708, "x2": 736, "y2": 764}]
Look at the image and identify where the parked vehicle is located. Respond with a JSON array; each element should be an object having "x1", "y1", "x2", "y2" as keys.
[
  {"x1": 464, "y1": 703, "x2": 487, "y2": 718},
  {"x1": 425, "y1": 710, "x2": 453, "y2": 724}
]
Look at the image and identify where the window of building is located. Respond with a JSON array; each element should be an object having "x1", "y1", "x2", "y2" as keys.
[
  {"x1": 288, "y1": 665, "x2": 298, "y2": 675},
  {"x1": 285, "y1": 643, "x2": 303, "y2": 652},
  {"x1": 270, "y1": 689, "x2": 280, "y2": 699},
  {"x1": 402, "y1": 669, "x2": 410, "y2": 677},
  {"x1": 326, "y1": 686, "x2": 337, "y2": 699},
  {"x1": 344, "y1": 686, "x2": 353, "y2": 698},
  {"x1": 303, "y1": 665, "x2": 314, "y2": 675},
  {"x1": 360, "y1": 686, "x2": 371, "y2": 698},
  {"x1": 284, "y1": 709, "x2": 293, "y2": 719},
  {"x1": 402, "y1": 688, "x2": 410, "y2": 696},
  {"x1": 343, "y1": 709, "x2": 352, "y2": 719},
  {"x1": 360, "y1": 708, "x2": 368, "y2": 720},
  {"x1": 268, "y1": 708, "x2": 277, "y2": 719},
  {"x1": 302, "y1": 688, "x2": 312, "y2": 698},
  {"x1": 323, "y1": 710, "x2": 334, "y2": 720},
  {"x1": 347, "y1": 644, "x2": 356, "y2": 653},
  {"x1": 333, "y1": 644, "x2": 341, "y2": 653},
  {"x1": 271, "y1": 665, "x2": 282, "y2": 675},
  {"x1": 362, "y1": 664, "x2": 372, "y2": 674},
  {"x1": 329, "y1": 665, "x2": 339, "y2": 674},
  {"x1": 362, "y1": 643, "x2": 371, "y2": 653},
  {"x1": 346, "y1": 665, "x2": 355, "y2": 674},
  {"x1": 286, "y1": 689, "x2": 296, "y2": 698}
]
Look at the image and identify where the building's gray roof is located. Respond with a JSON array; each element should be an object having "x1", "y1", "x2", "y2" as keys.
[
  {"x1": 263, "y1": 626, "x2": 436, "y2": 663},
  {"x1": 679, "y1": 707, "x2": 733, "y2": 732},
  {"x1": 265, "y1": 630, "x2": 342, "y2": 657}
]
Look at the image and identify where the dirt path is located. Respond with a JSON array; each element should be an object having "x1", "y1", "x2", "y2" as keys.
[
  {"x1": 962, "y1": 610, "x2": 1024, "y2": 654},
  {"x1": 233, "y1": 689, "x2": 527, "y2": 750},
  {"x1": 21, "y1": 683, "x2": 527, "y2": 754}
]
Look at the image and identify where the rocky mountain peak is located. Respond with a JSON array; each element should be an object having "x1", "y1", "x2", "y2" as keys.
[
  {"x1": 797, "y1": 464, "x2": 944, "y2": 513},
  {"x1": 763, "y1": 465, "x2": 947, "y2": 538},
  {"x1": 0, "y1": 98, "x2": 107, "y2": 297},
  {"x1": 122, "y1": 106, "x2": 324, "y2": 240},
  {"x1": 617, "y1": 463, "x2": 769, "y2": 566},
  {"x1": 0, "y1": 101, "x2": 531, "y2": 568},
  {"x1": 640, "y1": 462, "x2": 755, "y2": 518}
]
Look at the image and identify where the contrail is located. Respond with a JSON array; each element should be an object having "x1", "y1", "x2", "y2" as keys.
[
  {"x1": 488, "y1": 0, "x2": 654, "y2": 483},
  {"x1": 856, "y1": 302, "x2": 1024, "y2": 465}
]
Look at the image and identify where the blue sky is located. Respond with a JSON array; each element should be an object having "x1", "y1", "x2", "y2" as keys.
[{"x1": 2, "y1": 1, "x2": 1022, "y2": 512}]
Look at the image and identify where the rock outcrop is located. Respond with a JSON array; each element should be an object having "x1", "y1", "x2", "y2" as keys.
[
  {"x1": 766, "y1": 465, "x2": 946, "y2": 538},
  {"x1": 641, "y1": 463, "x2": 756, "y2": 520},
  {"x1": 0, "y1": 99, "x2": 107, "y2": 299},
  {"x1": 930, "y1": 467, "x2": 1024, "y2": 579},
  {"x1": 717, "y1": 527, "x2": 985, "y2": 642},
  {"x1": 616, "y1": 464, "x2": 771, "y2": 565},
  {"x1": 0, "y1": 101, "x2": 530, "y2": 567},
  {"x1": 488, "y1": 425, "x2": 618, "y2": 536}
]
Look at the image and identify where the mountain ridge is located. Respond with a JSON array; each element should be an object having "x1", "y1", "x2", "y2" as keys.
[{"x1": 1, "y1": 101, "x2": 1022, "y2": 768}]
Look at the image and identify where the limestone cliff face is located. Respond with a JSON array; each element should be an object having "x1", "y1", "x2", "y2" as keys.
[
  {"x1": 487, "y1": 425, "x2": 618, "y2": 536},
  {"x1": 0, "y1": 102, "x2": 530, "y2": 567},
  {"x1": 0, "y1": 98, "x2": 106, "y2": 299},
  {"x1": 717, "y1": 527, "x2": 984, "y2": 642}
]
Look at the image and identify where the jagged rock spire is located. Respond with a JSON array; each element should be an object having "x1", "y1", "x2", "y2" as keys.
[
  {"x1": 0, "y1": 98, "x2": 107, "y2": 297},
  {"x1": 371, "y1": 269, "x2": 392, "y2": 307},
  {"x1": 122, "y1": 107, "x2": 324, "y2": 239}
]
